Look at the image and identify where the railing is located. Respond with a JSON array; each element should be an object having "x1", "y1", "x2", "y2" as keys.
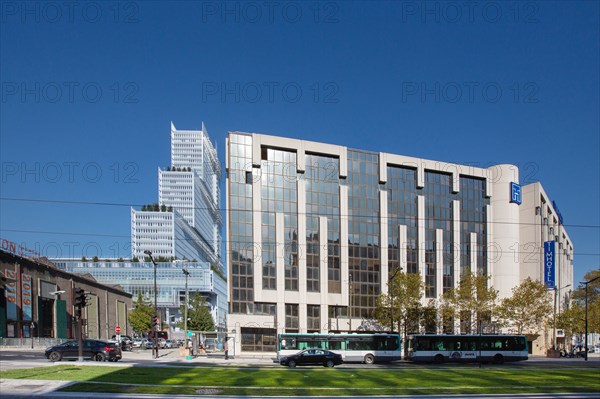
[{"x1": 0, "y1": 337, "x2": 68, "y2": 349}]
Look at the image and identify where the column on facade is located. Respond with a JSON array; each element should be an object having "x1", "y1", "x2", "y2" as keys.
[
  {"x1": 318, "y1": 216, "x2": 329, "y2": 333},
  {"x1": 417, "y1": 195, "x2": 426, "y2": 288}
]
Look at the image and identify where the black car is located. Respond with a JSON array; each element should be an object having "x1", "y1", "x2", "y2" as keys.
[
  {"x1": 280, "y1": 349, "x2": 343, "y2": 368},
  {"x1": 45, "y1": 339, "x2": 122, "y2": 362}
]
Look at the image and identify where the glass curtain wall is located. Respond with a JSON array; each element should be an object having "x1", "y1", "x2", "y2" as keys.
[{"x1": 347, "y1": 150, "x2": 380, "y2": 319}]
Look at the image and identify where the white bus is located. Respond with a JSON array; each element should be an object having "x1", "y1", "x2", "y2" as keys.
[
  {"x1": 277, "y1": 333, "x2": 401, "y2": 364},
  {"x1": 407, "y1": 334, "x2": 528, "y2": 364}
]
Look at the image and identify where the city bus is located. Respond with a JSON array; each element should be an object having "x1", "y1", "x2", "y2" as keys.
[
  {"x1": 406, "y1": 334, "x2": 528, "y2": 364},
  {"x1": 277, "y1": 333, "x2": 401, "y2": 364}
]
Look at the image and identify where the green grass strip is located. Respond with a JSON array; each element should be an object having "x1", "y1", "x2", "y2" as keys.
[{"x1": 2, "y1": 364, "x2": 599, "y2": 396}]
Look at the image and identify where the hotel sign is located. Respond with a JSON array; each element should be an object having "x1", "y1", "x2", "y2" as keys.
[
  {"x1": 544, "y1": 241, "x2": 555, "y2": 289},
  {"x1": 510, "y1": 182, "x2": 522, "y2": 205}
]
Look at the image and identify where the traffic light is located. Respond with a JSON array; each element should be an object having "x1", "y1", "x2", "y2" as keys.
[
  {"x1": 152, "y1": 315, "x2": 159, "y2": 327},
  {"x1": 74, "y1": 287, "x2": 87, "y2": 308}
]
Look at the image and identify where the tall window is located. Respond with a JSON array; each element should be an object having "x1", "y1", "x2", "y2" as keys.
[
  {"x1": 261, "y1": 148, "x2": 298, "y2": 291},
  {"x1": 424, "y1": 172, "x2": 453, "y2": 298},
  {"x1": 387, "y1": 166, "x2": 418, "y2": 277},
  {"x1": 305, "y1": 155, "x2": 340, "y2": 293},
  {"x1": 285, "y1": 304, "x2": 299, "y2": 332},
  {"x1": 307, "y1": 305, "x2": 321, "y2": 332},
  {"x1": 229, "y1": 134, "x2": 254, "y2": 314},
  {"x1": 459, "y1": 177, "x2": 489, "y2": 276},
  {"x1": 347, "y1": 150, "x2": 380, "y2": 318}
]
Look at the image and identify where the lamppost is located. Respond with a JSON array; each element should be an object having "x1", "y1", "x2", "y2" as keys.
[
  {"x1": 553, "y1": 284, "x2": 571, "y2": 350},
  {"x1": 581, "y1": 275, "x2": 600, "y2": 361},
  {"x1": 144, "y1": 250, "x2": 158, "y2": 359},
  {"x1": 348, "y1": 273, "x2": 353, "y2": 333},
  {"x1": 182, "y1": 268, "x2": 190, "y2": 351},
  {"x1": 387, "y1": 267, "x2": 402, "y2": 333}
]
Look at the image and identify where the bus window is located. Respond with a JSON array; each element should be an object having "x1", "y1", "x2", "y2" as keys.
[{"x1": 281, "y1": 338, "x2": 297, "y2": 350}]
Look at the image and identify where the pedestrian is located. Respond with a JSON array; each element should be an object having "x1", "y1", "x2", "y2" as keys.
[{"x1": 224, "y1": 340, "x2": 229, "y2": 360}]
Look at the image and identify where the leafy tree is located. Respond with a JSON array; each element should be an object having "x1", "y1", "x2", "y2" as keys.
[
  {"x1": 557, "y1": 302, "x2": 585, "y2": 348},
  {"x1": 374, "y1": 271, "x2": 423, "y2": 338},
  {"x1": 570, "y1": 269, "x2": 600, "y2": 334},
  {"x1": 132, "y1": 256, "x2": 139, "y2": 263},
  {"x1": 92, "y1": 256, "x2": 99, "y2": 262},
  {"x1": 181, "y1": 291, "x2": 214, "y2": 331},
  {"x1": 128, "y1": 293, "x2": 155, "y2": 335},
  {"x1": 496, "y1": 277, "x2": 552, "y2": 335},
  {"x1": 441, "y1": 271, "x2": 498, "y2": 333},
  {"x1": 142, "y1": 205, "x2": 147, "y2": 211},
  {"x1": 81, "y1": 256, "x2": 87, "y2": 262},
  {"x1": 160, "y1": 204, "x2": 167, "y2": 212}
]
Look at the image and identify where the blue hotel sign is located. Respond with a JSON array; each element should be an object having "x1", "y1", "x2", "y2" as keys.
[
  {"x1": 510, "y1": 182, "x2": 522, "y2": 205},
  {"x1": 544, "y1": 241, "x2": 555, "y2": 289}
]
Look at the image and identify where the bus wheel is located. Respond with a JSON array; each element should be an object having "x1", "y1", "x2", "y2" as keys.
[
  {"x1": 493, "y1": 354, "x2": 504, "y2": 364},
  {"x1": 433, "y1": 354, "x2": 444, "y2": 364},
  {"x1": 364, "y1": 354, "x2": 375, "y2": 364}
]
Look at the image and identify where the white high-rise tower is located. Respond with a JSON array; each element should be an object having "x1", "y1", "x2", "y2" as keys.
[{"x1": 131, "y1": 122, "x2": 222, "y2": 269}]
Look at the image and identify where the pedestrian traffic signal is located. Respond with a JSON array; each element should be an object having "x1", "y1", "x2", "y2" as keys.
[{"x1": 74, "y1": 287, "x2": 87, "y2": 308}]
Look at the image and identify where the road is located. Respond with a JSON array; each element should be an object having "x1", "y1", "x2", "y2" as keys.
[{"x1": 1, "y1": 348, "x2": 599, "y2": 399}]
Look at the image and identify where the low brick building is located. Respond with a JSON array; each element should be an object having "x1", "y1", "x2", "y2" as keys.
[{"x1": 1, "y1": 248, "x2": 132, "y2": 341}]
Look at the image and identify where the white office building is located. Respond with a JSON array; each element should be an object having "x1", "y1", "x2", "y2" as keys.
[
  {"x1": 226, "y1": 132, "x2": 573, "y2": 355},
  {"x1": 131, "y1": 122, "x2": 223, "y2": 270}
]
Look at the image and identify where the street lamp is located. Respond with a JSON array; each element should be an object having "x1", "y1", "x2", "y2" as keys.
[
  {"x1": 387, "y1": 266, "x2": 402, "y2": 333},
  {"x1": 182, "y1": 268, "x2": 190, "y2": 351},
  {"x1": 553, "y1": 284, "x2": 571, "y2": 350},
  {"x1": 581, "y1": 275, "x2": 600, "y2": 361},
  {"x1": 144, "y1": 250, "x2": 158, "y2": 359},
  {"x1": 348, "y1": 273, "x2": 353, "y2": 333}
]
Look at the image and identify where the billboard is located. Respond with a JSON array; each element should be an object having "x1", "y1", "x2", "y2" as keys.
[{"x1": 544, "y1": 241, "x2": 555, "y2": 289}]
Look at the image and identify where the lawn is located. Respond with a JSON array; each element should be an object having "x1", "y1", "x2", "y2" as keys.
[{"x1": 2, "y1": 364, "x2": 599, "y2": 396}]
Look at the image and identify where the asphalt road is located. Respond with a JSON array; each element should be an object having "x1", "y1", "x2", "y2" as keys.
[{"x1": 1, "y1": 348, "x2": 599, "y2": 399}]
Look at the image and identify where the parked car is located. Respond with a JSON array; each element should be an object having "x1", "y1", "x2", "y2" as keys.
[
  {"x1": 132, "y1": 338, "x2": 144, "y2": 348},
  {"x1": 145, "y1": 340, "x2": 154, "y2": 350},
  {"x1": 111, "y1": 335, "x2": 133, "y2": 351},
  {"x1": 164, "y1": 339, "x2": 175, "y2": 349},
  {"x1": 279, "y1": 349, "x2": 343, "y2": 368},
  {"x1": 45, "y1": 339, "x2": 122, "y2": 362}
]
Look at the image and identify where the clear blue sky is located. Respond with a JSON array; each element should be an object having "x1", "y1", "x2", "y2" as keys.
[{"x1": 1, "y1": 1, "x2": 598, "y2": 285}]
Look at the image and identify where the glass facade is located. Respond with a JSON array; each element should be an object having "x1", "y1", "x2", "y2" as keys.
[
  {"x1": 347, "y1": 150, "x2": 380, "y2": 319},
  {"x1": 227, "y1": 133, "x2": 499, "y2": 348},
  {"x1": 261, "y1": 148, "x2": 299, "y2": 291},
  {"x1": 424, "y1": 172, "x2": 454, "y2": 298},
  {"x1": 304, "y1": 154, "x2": 340, "y2": 293},
  {"x1": 229, "y1": 134, "x2": 254, "y2": 314},
  {"x1": 458, "y1": 177, "x2": 489, "y2": 276},
  {"x1": 386, "y1": 166, "x2": 418, "y2": 277}
]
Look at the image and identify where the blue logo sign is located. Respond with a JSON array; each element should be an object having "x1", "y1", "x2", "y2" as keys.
[
  {"x1": 510, "y1": 182, "x2": 522, "y2": 205},
  {"x1": 544, "y1": 241, "x2": 555, "y2": 288}
]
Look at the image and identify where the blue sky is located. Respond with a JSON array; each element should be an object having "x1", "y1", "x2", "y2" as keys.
[{"x1": 1, "y1": 1, "x2": 598, "y2": 285}]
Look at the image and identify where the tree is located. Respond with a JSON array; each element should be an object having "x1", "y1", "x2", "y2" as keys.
[
  {"x1": 181, "y1": 291, "x2": 214, "y2": 331},
  {"x1": 496, "y1": 277, "x2": 552, "y2": 335},
  {"x1": 92, "y1": 256, "x2": 99, "y2": 262},
  {"x1": 160, "y1": 204, "x2": 167, "y2": 212},
  {"x1": 441, "y1": 271, "x2": 498, "y2": 333},
  {"x1": 570, "y1": 269, "x2": 600, "y2": 335},
  {"x1": 128, "y1": 293, "x2": 155, "y2": 335},
  {"x1": 374, "y1": 271, "x2": 423, "y2": 338}
]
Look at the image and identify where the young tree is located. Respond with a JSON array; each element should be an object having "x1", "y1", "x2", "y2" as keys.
[
  {"x1": 374, "y1": 271, "x2": 423, "y2": 338},
  {"x1": 181, "y1": 291, "x2": 215, "y2": 331},
  {"x1": 441, "y1": 271, "x2": 498, "y2": 333},
  {"x1": 496, "y1": 277, "x2": 552, "y2": 335},
  {"x1": 128, "y1": 293, "x2": 155, "y2": 335}
]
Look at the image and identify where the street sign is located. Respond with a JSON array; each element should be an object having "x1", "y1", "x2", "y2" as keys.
[
  {"x1": 187, "y1": 331, "x2": 192, "y2": 337},
  {"x1": 115, "y1": 325, "x2": 121, "y2": 334}
]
